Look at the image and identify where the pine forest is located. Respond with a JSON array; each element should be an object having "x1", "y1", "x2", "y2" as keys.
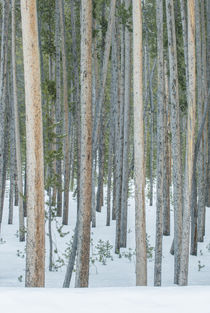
[{"x1": 0, "y1": 0, "x2": 210, "y2": 311}]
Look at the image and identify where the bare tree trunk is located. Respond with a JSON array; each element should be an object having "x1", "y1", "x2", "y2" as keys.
[
  {"x1": 75, "y1": 0, "x2": 92, "y2": 288},
  {"x1": 207, "y1": 0, "x2": 210, "y2": 207},
  {"x1": 133, "y1": 0, "x2": 147, "y2": 286},
  {"x1": 149, "y1": 58, "x2": 156, "y2": 207},
  {"x1": 195, "y1": 0, "x2": 203, "y2": 245},
  {"x1": 55, "y1": 0, "x2": 62, "y2": 217},
  {"x1": 154, "y1": 0, "x2": 164, "y2": 287},
  {"x1": 163, "y1": 60, "x2": 170, "y2": 237},
  {"x1": 179, "y1": 0, "x2": 196, "y2": 286},
  {"x1": 70, "y1": 0, "x2": 81, "y2": 225},
  {"x1": 59, "y1": 0, "x2": 70, "y2": 225},
  {"x1": 0, "y1": 0, "x2": 9, "y2": 234},
  {"x1": 21, "y1": 0, "x2": 45, "y2": 287},
  {"x1": 179, "y1": 0, "x2": 188, "y2": 91},
  {"x1": 115, "y1": 12, "x2": 125, "y2": 253},
  {"x1": 111, "y1": 17, "x2": 118, "y2": 222},
  {"x1": 120, "y1": 0, "x2": 131, "y2": 248},
  {"x1": 9, "y1": 73, "x2": 15, "y2": 225},
  {"x1": 198, "y1": 0, "x2": 208, "y2": 240},
  {"x1": 12, "y1": 0, "x2": 25, "y2": 241},
  {"x1": 91, "y1": 0, "x2": 117, "y2": 226},
  {"x1": 166, "y1": 0, "x2": 183, "y2": 284}
]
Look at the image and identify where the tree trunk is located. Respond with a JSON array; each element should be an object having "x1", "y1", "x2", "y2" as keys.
[
  {"x1": 154, "y1": 0, "x2": 164, "y2": 287},
  {"x1": 55, "y1": 0, "x2": 62, "y2": 217},
  {"x1": 75, "y1": 0, "x2": 92, "y2": 288},
  {"x1": 59, "y1": 0, "x2": 70, "y2": 225},
  {"x1": 0, "y1": 0, "x2": 9, "y2": 234},
  {"x1": 120, "y1": 0, "x2": 131, "y2": 248},
  {"x1": 133, "y1": 0, "x2": 147, "y2": 286},
  {"x1": 195, "y1": 0, "x2": 203, "y2": 245},
  {"x1": 21, "y1": 0, "x2": 45, "y2": 287},
  {"x1": 179, "y1": 0, "x2": 196, "y2": 286},
  {"x1": 12, "y1": 0, "x2": 25, "y2": 241},
  {"x1": 166, "y1": 0, "x2": 183, "y2": 284},
  {"x1": 149, "y1": 58, "x2": 156, "y2": 207},
  {"x1": 163, "y1": 60, "x2": 170, "y2": 237},
  {"x1": 207, "y1": 0, "x2": 210, "y2": 207}
]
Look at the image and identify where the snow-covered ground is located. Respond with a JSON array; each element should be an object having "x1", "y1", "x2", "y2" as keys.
[
  {"x1": 0, "y1": 181, "x2": 210, "y2": 311},
  {"x1": 1, "y1": 286, "x2": 210, "y2": 313}
]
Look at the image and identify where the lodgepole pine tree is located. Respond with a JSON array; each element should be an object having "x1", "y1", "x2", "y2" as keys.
[
  {"x1": 12, "y1": 0, "x2": 25, "y2": 241},
  {"x1": 179, "y1": 0, "x2": 196, "y2": 286},
  {"x1": 75, "y1": 0, "x2": 92, "y2": 288},
  {"x1": 154, "y1": 0, "x2": 164, "y2": 287},
  {"x1": 133, "y1": 0, "x2": 147, "y2": 286},
  {"x1": 21, "y1": 0, "x2": 45, "y2": 287}
]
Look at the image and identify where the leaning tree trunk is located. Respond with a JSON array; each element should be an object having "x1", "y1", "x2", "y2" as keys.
[
  {"x1": 133, "y1": 0, "x2": 147, "y2": 286},
  {"x1": 91, "y1": 0, "x2": 117, "y2": 225},
  {"x1": 21, "y1": 0, "x2": 45, "y2": 287}
]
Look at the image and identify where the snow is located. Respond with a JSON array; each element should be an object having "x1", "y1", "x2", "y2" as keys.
[
  {"x1": 0, "y1": 286, "x2": 210, "y2": 313},
  {"x1": 0, "y1": 181, "x2": 210, "y2": 311}
]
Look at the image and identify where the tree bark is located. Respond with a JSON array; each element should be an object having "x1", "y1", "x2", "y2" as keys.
[
  {"x1": 179, "y1": 0, "x2": 196, "y2": 286},
  {"x1": 120, "y1": 0, "x2": 131, "y2": 248},
  {"x1": 12, "y1": 0, "x2": 25, "y2": 241},
  {"x1": 133, "y1": 0, "x2": 147, "y2": 286},
  {"x1": 154, "y1": 0, "x2": 164, "y2": 287},
  {"x1": 21, "y1": 0, "x2": 45, "y2": 287},
  {"x1": 59, "y1": 0, "x2": 70, "y2": 225},
  {"x1": 0, "y1": 0, "x2": 9, "y2": 234},
  {"x1": 166, "y1": 0, "x2": 183, "y2": 284},
  {"x1": 75, "y1": 0, "x2": 92, "y2": 288}
]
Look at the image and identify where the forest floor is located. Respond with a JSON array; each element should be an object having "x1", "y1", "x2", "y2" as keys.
[{"x1": 0, "y1": 181, "x2": 210, "y2": 311}]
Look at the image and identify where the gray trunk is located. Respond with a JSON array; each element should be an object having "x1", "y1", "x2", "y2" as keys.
[
  {"x1": 154, "y1": 0, "x2": 164, "y2": 287},
  {"x1": 165, "y1": 0, "x2": 183, "y2": 284}
]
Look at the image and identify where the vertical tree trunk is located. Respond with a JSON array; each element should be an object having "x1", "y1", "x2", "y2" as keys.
[
  {"x1": 166, "y1": 0, "x2": 183, "y2": 284},
  {"x1": 75, "y1": 0, "x2": 92, "y2": 288},
  {"x1": 0, "y1": 0, "x2": 9, "y2": 233},
  {"x1": 12, "y1": 0, "x2": 25, "y2": 241},
  {"x1": 163, "y1": 60, "x2": 170, "y2": 237},
  {"x1": 9, "y1": 74, "x2": 15, "y2": 225},
  {"x1": 120, "y1": 0, "x2": 131, "y2": 248},
  {"x1": 195, "y1": 0, "x2": 203, "y2": 245},
  {"x1": 154, "y1": 0, "x2": 164, "y2": 287},
  {"x1": 133, "y1": 0, "x2": 147, "y2": 286},
  {"x1": 115, "y1": 10, "x2": 125, "y2": 253},
  {"x1": 59, "y1": 0, "x2": 70, "y2": 225},
  {"x1": 149, "y1": 58, "x2": 156, "y2": 207},
  {"x1": 21, "y1": 0, "x2": 45, "y2": 287},
  {"x1": 179, "y1": 0, "x2": 188, "y2": 91},
  {"x1": 179, "y1": 0, "x2": 196, "y2": 286},
  {"x1": 111, "y1": 17, "x2": 118, "y2": 222},
  {"x1": 207, "y1": 0, "x2": 210, "y2": 207},
  {"x1": 199, "y1": 0, "x2": 208, "y2": 240},
  {"x1": 70, "y1": 0, "x2": 81, "y2": 225},
  {"x1": 55, "y1": 0, "x2": 62, "y2": 217}
]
